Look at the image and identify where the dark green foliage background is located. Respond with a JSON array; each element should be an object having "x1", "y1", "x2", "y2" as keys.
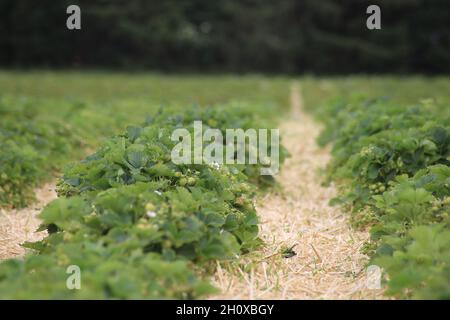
[{"x1": 0, "y1": 0, "x2": 448, "y2": 73}]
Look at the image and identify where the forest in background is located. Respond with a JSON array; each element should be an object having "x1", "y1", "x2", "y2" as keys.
[{"x1": 0, "y1": 0, "x2": 449, "y2": 74}]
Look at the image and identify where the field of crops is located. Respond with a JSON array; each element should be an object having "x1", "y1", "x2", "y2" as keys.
[{"x1": 0, "y1": 72, "x2": 449, "y2": 299}]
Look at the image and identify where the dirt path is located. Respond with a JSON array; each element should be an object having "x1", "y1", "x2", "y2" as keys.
[
  {"x1": 0, "y1": 183, "x2": 56, "y2": 260},
  {"x1": 211, "y1": 83, "x2": 385, "y2": 299}
]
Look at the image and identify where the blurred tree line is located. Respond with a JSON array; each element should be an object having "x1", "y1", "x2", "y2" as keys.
[{"x1": 0, "y1": 0, "x2": 448, "y2": 73}]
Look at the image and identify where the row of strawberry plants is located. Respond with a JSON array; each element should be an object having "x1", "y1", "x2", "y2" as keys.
[
  {"x1": 0, "y1": 105, "x2": 286, "y2": 298},
  {"x1": 0, "y1": 95, "x2": 156, "y2": 209},
  {"x1": 0, "y1": 98, "x2": 83, "y2": 208},
  {"x1": 313, "y1": 97, "x2": 449, "y2": 299}
]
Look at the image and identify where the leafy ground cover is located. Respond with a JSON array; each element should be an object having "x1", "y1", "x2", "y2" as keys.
[{"x1": 303, "y1": 77, "x2": 450, "y2": 299}]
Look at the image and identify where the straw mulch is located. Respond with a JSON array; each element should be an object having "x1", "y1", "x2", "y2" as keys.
[
  {"x1": 0, "y1": 183, "x2": 54, "y2": 260},
  {"x1": 210, "y1": 84, "x2": 386, "y2": 299}
]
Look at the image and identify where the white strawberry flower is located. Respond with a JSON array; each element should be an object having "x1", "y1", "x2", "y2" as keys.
[{"x1": 146, "y1": 211, "x2": 157, "y2": 218}]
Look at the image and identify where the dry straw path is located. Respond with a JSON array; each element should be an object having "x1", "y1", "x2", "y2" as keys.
[
  {"x1": 211, "y1": 83, "x2": 385, "y2": 299},
  {"x1": 0, "y1": 183, "x2": 55, "y2": 260}
]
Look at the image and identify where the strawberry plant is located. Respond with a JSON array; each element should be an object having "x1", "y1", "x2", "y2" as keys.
[{"x1": 0, "y1": 105, "x2": 285, "y2": 298}]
